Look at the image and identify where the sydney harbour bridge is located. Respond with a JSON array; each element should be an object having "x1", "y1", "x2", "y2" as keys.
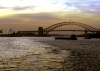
[
  {"x1": 37, "y1": 21, "x2": 99, "y2": 36},
  {"x1": 7, "y1": 21, "x2": 100, "y2": 37}
]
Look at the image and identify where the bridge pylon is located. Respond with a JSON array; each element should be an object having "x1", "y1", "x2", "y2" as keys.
[
  {"x1": 38, "y1": 27, "x2": 43, "y2": 36},
  {"x1": 84, "y1": 29, "x2": 91, "y2": 38}
]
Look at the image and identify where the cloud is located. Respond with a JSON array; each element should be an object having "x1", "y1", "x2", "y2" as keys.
[
  {"x1": 14, "y1": 13, "x2": 61, "y2": 21},
  {"x1": 0, "y1": 6, "x2": 35, "y2": 10},
  {"x1": 0, "y1": 0, "x2": 99, "y2": 14},
  {"x1": 65, "y1": 0, "x2": 100, "y2": 14},
  {"x1": 0, "y1": 18, "x2": 22, "y2": 23},
  {"x1": 67, "y1": 16, "x2": 81, "y2": 18},
  {"x1": 0, "y1": 6, "x2": 7, "y2": 9},
  {"x1": 0, "y1": 13, "x2": 62, "y2": 31},
  {"x1": 12, "y1": 6, "x2": 34, "y2": 10},
  {"x1": 0, "y1": 13, "x2": 61, "y2": 26}
]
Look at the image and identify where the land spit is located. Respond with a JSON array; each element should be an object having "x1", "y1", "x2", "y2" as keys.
[{"x1": 0, "y1": 37, "x2": 100, "y2": 71}]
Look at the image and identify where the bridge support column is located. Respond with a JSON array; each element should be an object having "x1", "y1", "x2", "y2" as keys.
[
  {"x1": 85, "y1": 30, "x2": 87, "y2": 35},
  {"x1": 38, "y1": 27, "x2": 43, "y2": 36},
  {"x1": 84, "y1": 30, "x2": 90, "y2": 38}
]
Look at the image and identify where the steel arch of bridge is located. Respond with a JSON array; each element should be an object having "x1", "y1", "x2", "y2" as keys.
[{"x1": 43, "y1": 22, "x2": 98, "y2": 34}]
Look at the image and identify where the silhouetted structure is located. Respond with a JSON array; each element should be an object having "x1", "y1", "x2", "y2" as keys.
[
  {"x1": 43, "y1": 22, "x2": 98, "y2": 34},
  {"x1": 71, "y1": 34, "x2": 77, "y2": 40},
  {"x1": 16, "y1": 31, "x2": 37, "y2": 36},
  {"x1": 0, "y1": 21, "x2": 100, "y2": 38},
  {"x1": 38, "y1": 27, "x2": 43, "y2": 36},
  {"x1": 0, "y1": 30, "x2": 2, "y2": 33},
  {"x1": 55, "y1": 34, "x2": 77, "y2": 40},
  {"x1": 89, "y1": 32, "x2": 100, "y2": 38},
  {"x1": 84, "y1": 30, "x2": 91, "y2": 39}
]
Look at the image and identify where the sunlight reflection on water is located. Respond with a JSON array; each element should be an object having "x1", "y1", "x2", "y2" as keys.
[
  {"x1": 0, "y1": 37, "x2": 70, "y2": 71},
  {"x1": 0, "y1": 37, "x2": 99, "y2": 71}
]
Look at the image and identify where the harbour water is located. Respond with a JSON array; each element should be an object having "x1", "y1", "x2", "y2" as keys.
[{"x1": 0, "y1": 37, "x2": 100, "y2": 71}]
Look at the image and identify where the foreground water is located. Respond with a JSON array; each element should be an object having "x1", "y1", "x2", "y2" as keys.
[{"x1": 0, "y1": 37, "x2": 100, "y2": 71}]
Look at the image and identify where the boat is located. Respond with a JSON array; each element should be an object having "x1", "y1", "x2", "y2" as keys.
[{"x1": 55, "y1": 34, "x2": 77, "y2": 40}]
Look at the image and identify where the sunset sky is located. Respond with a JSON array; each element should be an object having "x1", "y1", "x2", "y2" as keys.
[{"x1": 0, "y1": 0, "x2": 100, "y2": 31}]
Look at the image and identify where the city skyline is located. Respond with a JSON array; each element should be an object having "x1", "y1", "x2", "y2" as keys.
[{"x1": 0, "y1": 0, "x2": 100, "y2": 31}]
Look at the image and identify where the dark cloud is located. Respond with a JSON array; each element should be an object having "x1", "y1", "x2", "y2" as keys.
[
  {"x1": 0, "y1": 13, "x2": 61, "y2": 27},
  {"x1": 12, "y1": 6, "x2": 34, "y2": 10},
  {"x1": 14, "y1": 13, "x2": 61, "y2": 20},
  {"x1": 0, "y1": 18, "x2": 22, "y2": 23},
  {"x1": 0, "y1": 5, "x2": 35, "y2": 10},
  {"x1": 0, "y1": 13, "x2": 61, "y2": 31}
]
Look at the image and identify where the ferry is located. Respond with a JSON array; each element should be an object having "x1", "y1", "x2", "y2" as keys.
[{"x1": 55, "y1": 34, "x2": 77, "y2": 40}]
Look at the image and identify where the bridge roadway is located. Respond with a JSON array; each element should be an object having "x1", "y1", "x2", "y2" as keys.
[
  {"x1": 17, "y1": 30, "x2": 85, "y2": 33},
  {"x1": 46, "y1": 30, "x2": 99, "y2": 32},
  {"x1": 17, "y1": 30, "x2": 99, "y2": 33},
  {"x1": 52, "y1": 30, "x2": 85, "y2": 31}
]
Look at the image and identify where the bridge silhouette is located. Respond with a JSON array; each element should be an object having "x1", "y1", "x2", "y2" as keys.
[
  {"x1": 43, "y1": 22, "x2": 98, "y2": 35},
  {"x1": 17, "y1": 21, "x2": 100, "y2": 37}
]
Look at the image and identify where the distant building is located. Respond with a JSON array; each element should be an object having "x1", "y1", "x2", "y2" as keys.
[{"x1": 0, "y1": 30, "x2": 2, "y2": 33}]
